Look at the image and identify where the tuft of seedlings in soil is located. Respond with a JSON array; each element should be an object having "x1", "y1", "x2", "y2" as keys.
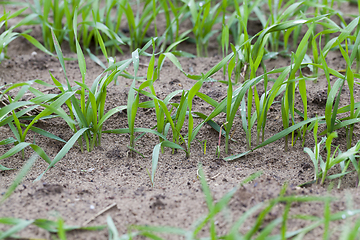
[{"x1": 2, "y1": 0, "x2": 360, "y2": 238}]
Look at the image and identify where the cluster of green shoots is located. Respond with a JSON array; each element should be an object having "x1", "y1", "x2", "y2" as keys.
[
  {"x1": 4, "y1": 0, "x2": 349, "y2": 58},
  {"x1": 2, "y1": 0, "x2": 360, "y2": 238},
  {"x1": 1, "y1": 0, "x2": 233, "y2": 57},
  {"x1": 0, "y1": 0, "x2": 360, "y2": 184}
]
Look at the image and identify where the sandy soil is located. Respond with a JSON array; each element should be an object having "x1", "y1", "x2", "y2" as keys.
[{"x1": 2, "y1": 2, "x2": 360, "y2": 239}]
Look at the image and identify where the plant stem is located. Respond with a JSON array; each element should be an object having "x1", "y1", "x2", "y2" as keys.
[{"x1": 90, "y1": 132, "x2": 97, "y2": 151}]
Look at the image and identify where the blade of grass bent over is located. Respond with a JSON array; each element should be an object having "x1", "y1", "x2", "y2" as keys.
[
  {"x1": 35, "y1": 128, "x2": 88, "y2": 181},
  {"x1": 1, "y1": 153, "x2": 39, "y2": 204},
  {"x1": 225, "y1": 116, "x2": 323, "y2": 161}
]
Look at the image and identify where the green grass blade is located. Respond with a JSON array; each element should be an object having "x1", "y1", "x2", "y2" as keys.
[
  {"x1": 103, "y1": 128, "x2": 168, "y2": 142},
  {"x1": 107, "y1": 216, "x2": 120, "y2": 240},
  {"x1": 1, "y1": 152, "x2": 38, "y2": 203},
  {"x1": 20, "y1": 33, "x2": 54, "y2": 56},
  {"x1": 98, "y1": 106, "x2": 127, "y2": 128},
  {"x1": 0, "y1": 138, "x2": 17, "y2": 145},
  {"x1": 151, "y1": 141, "x2": 184, "y2": 185},
  {"x1": 0, "y1": 142, "x2": 31, "y2": 161},
  {"x1": 0, "y1": 218, "x2": 33, "y2": 239},
  {"x1": 0, "y1": 101, "x2": 35, "y2": 122},
  {"x1": 226, "y1": 203, "x2": 264, "y2": 239},
  {"x1": 225, "y1": 116, "x2": 323, "y2": 161},
  {"x1": 0, "y1": 165, "x2": 14, "y2": 171},
  {"x1": 151, "y1": 143, "x2": 161, "y2": 186},
  {"x1": 24, "y1": 125, "x2": 66, "y2": 143},
  {"x1": 51, "y1": 29, "x2": 70, "y2": 89},
  {"x1": 35, "y1": 127, "x2": 89, "y2": 181}
]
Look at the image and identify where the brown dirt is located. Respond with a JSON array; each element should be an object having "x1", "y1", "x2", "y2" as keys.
[{"x1": 2, "y1": 2, "x2": 360, "y2": 240}]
